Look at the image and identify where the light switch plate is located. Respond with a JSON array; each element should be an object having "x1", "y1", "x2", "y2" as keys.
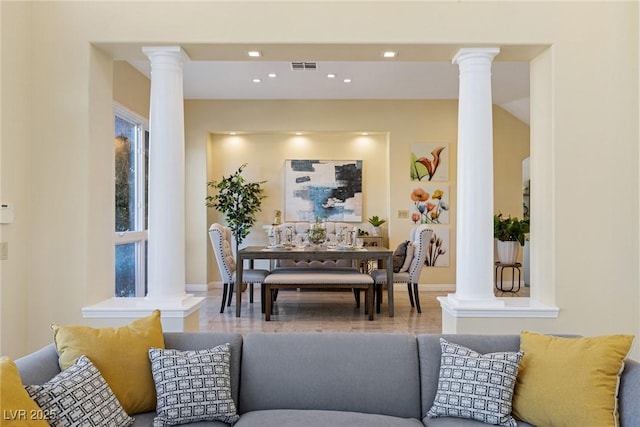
[
  {"x1": 0, "y1": 242, "x2": 8, "y2": 260},
  {"x1": 397, "y1": 209, "x2": 409, "y2": 219}
]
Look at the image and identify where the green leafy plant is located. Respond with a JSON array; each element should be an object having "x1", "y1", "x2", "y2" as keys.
[
  {"x1": 367, "y1": 215, "x2": 386, "y2": 227},
  {"x1": 206, "y1": 164, "x2": 266, "y2": 250},
  {"x1": 493, "y1": 213, "x2": 529, "y2": 246}
]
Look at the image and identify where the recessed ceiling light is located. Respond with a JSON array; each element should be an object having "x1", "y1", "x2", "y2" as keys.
[
  {"x1": 343, "y1": 79, "x2": 352, "y2": 83},
  {"x1": 252, "y1": 78, "x2": 261, "y2": 83},
  {"x1": 383, "y1": 51, "x2": 397, "y2": 58},
  {"x1": 361, "y1": 132, "x2": 369, "y2": 136},
  {"x1": 268, "y1": 73, "x2": 277, "y2": 78},
  {"x1": 295, "y1": 132, "x2": 303, "y2": 136},
  {"x1": 229, "y1": 132, "x2": 237, "y2": 135},
  {"x1": 248, "y1": 51, "x2": 262, "y2": 57},
  {"x1": 327, "y1": 74, "x2": 336, "y2": 78}
]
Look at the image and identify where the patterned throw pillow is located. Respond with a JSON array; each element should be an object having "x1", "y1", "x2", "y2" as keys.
[
  {"x1": 427, "y1": 338, "x2": 523, "y2": 426},
  {"x1": 25, "y1": 355, "x2": 134, "y2": 427},
  {"x1": 149, "y1": 344, "x2": 239, "y2": 426}
]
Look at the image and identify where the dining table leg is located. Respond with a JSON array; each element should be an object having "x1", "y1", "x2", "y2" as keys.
[
  {"x1": 236, "y1": 253, "x2": 243, "y2": 317},
  {"x1": 386, "y1": 252, "x2": 394, "y2": 317}
]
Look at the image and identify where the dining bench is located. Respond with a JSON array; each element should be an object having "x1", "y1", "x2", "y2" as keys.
[{"x1": 263, "y1": 268, "x2": 375, "y2": 321}]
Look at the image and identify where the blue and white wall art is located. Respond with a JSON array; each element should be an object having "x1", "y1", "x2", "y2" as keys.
[{"x1": 284, "y1": 159, "x2": 363, "y2": 222}]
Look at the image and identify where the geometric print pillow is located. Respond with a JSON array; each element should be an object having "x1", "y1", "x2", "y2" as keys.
[
  {"x1": 149, "y1": 344, "x2": 239, "y2": 426},
  {"x1": 427, "y1": 338, "x2": 524, "y2": 426},
  {"x1": 25, "y1": 355, "x2": 134, "y2": 427}
]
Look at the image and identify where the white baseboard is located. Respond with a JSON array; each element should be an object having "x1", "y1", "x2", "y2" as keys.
[
  {"x1": 185, "y1": 283, "x2": 212, "y2": 292},
  {"x1": 420, "y1": 283, "x2": 456, "y2": 292}
]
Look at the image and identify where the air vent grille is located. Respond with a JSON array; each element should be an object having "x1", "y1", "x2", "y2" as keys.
[{"x1": 291, "y1": 62, "x2": 318, "y2": 71}]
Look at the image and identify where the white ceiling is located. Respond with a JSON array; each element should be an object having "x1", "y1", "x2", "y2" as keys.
[{"x1": 126, "y1": 45, "x2": 531, "y2": 124}]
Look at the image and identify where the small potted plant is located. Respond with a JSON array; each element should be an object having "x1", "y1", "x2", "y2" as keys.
[
  {"x1": 493, "y1": 213, "x2": 529, "y2": 264},
  {"x1": 367, "y1": 215, "x2": 386, "y2": 236}
]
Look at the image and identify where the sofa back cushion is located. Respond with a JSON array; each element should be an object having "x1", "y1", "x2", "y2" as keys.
[
  {"x1": 239, "y1": 332, "x2": 421, "y2": 419},
  {"x1": 417, "y1": 334, "x2": 521, "y2": 419},
  {"x1": 14, "y1": 343, "x2": 62, "y2": 386},
  {"x1": 162, "y1": 332, "x2": 243, "y2": 405}
]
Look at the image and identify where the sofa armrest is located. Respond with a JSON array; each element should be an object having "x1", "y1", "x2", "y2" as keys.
[
  {"x1": 620, "y1": 359, "x2": 640, "y2": 427},
  {"x1": 14, "y1": 343, "x2": 61, "y2": 385}
]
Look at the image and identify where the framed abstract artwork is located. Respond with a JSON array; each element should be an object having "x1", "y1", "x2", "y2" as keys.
[
  {"x1": 410, "y1": 143, "x2": 449, "y2": 182},
  {"x1": 284, "y1": 159, "x2": 363, "y2": 222}
]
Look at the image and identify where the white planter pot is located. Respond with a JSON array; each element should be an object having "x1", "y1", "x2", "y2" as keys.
[
  {"x1": 496, "y1": 240, "x2": 519, "y2": 265},
  {"x1": 371, "y1": 225, "x2": 381, "y2": 236}
]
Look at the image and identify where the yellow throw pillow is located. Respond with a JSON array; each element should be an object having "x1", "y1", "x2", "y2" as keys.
[
  {"x1": 513, "y1": 330, "x2": 634, "y2": 427},
  {"x1": 52, "y1": 309, "x2": 164, "y2": 415},
  {"x1": 0, "y1": 356, "x2": 49, "y2": 426}
]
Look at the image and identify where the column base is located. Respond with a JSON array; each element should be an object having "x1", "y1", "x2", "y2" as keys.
[
  {"x1": 438, "y1": 295, "x2": 559, "y2": 334},
  {"x1": 82, "y1": 294, "x2": 204, "y2": 332},
  {"x1": 443, "y1": 293, "x2": 505, "y2": 308}
]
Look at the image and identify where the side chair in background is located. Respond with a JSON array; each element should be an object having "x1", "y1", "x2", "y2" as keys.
[{"x1": 208, "y1": 223, "x2": 269, "y2": 313}]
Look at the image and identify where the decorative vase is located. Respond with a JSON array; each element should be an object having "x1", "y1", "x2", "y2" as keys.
[
  {"x1": 308, "y1": 218, "x2": 327, "y2": 245},
  {"x1": 496, "y1": 240, "x2": 519, "y2": 265},
  {"x1": 371, "y1": 225, "x2": 381, "y2": 236}
]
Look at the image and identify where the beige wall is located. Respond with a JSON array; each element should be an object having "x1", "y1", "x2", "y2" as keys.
[
  {"x1": 0, "y1": 1, "x2": 638, "y2": 358},
  {"x1": 186, "y1": 100, "x2": 528, "y2": 288},
  {"x1": 113, "y1": 61, "x2": 150, "y2": 119}
]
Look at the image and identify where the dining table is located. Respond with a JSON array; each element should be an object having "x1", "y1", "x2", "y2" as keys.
[{"x1": 235, "y1": 245, "x2": 395, "y2": 318}]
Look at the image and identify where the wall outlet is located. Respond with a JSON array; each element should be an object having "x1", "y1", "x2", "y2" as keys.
[
  {"x1": 0, "y1": 242, "x2": 7, "y2": 260},
  {"x1": 397, "y1": 209, "x2": 409, "y2": 219}
]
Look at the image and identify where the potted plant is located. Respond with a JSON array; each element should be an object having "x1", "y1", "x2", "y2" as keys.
[
  {"x1": 368, "y1": 215, "x2": 386, "y2": 236},
  {"x1": 493, "y1": 213, "x2": 529, "y2": 264},
  {"x1": 206, "y1": 164, "x2": 266, "y2": 255}
]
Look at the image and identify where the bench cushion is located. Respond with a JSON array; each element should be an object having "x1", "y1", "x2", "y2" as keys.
[{"x1": 264, "y1": 268, "x2": 373, "y2": 285}]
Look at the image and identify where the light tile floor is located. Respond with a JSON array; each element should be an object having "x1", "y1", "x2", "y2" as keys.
[{"x1": 196, "y1": 285, "x2": 529, "y2": 335}]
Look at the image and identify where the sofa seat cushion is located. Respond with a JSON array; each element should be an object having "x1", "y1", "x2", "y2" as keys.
[
  {"x1": 423, "y1": 417, "x2": 535, "y2": 426},
  {"x1": 235, "y1": 409, "x2": 424, "y2": 427},
  {"x1": 130, "y1": 412, "x2": 229, "y2": 426}
]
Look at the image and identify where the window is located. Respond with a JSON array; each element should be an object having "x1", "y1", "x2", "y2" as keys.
[{"x1": 114, "y1": 105, "x2": 149, "y2": 297}]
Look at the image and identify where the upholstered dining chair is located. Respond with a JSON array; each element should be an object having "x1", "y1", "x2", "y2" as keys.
[
  {"x1": 208, "y1": 223, "x2": 270, "y2": 313},
  {"x1": 370, "y1": 224, "x2": 433, "y2": 313}
]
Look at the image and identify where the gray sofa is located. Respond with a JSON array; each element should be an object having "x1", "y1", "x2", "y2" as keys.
[{"x1": 15, "y1": 332, "x2": 640, "y2": 427}]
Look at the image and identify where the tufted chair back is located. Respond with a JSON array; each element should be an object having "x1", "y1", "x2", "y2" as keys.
[
  {"x1": 273, "y1": 222, "x2": 357, "y2": 268},
  {"x1": 406, "y1": 224, "x2": 433, "y2": 283},
  {"x1": 209, "y1": 223, "x2": 236, "y2": 283}
]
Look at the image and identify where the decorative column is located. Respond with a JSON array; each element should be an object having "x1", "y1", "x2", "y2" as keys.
[
  {"x1": 82, "y1": 46, "x2": 203, "y2": 331},
  {"x1": 449, "y1": 47, "x2": 502, "y2": 304},
  {"x1": 143, "y1": 46, "x2": 189, "y2": 299}
]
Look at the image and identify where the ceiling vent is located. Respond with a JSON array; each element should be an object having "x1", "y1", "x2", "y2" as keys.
[{"x1": 291, "y1": 62, "x2": 318, "y2": 71}]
